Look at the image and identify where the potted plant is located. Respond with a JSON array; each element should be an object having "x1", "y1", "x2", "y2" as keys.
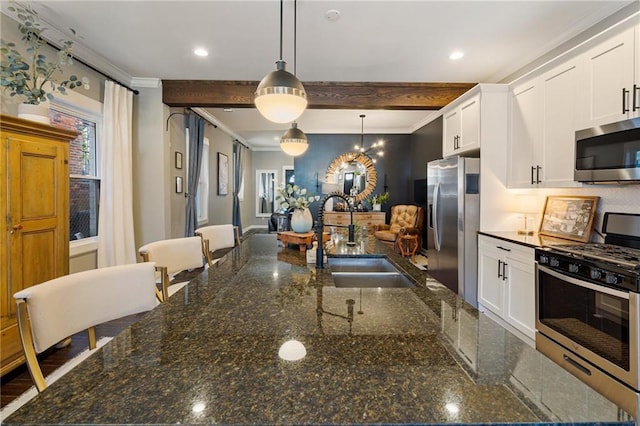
[
  {"x1": 367, "y1": 192, "x2": 389, "y2": 211},
  {"x1": 0, "y1": 2, "x2": 83, "y2": 123},
  {"x1": 276, "y1": 184, "x2": 320, "y2": 233}
]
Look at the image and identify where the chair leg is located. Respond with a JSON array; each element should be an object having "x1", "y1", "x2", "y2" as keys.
[
  {"x1": 88, "y1": 326, "x2": 97, "y2": 349},
  {"x1": 16, "y1": 300, "x2": 47, "y2": 392},
  {"x1": 233, "y1": 226, "x2": 241, "y2": 245}
]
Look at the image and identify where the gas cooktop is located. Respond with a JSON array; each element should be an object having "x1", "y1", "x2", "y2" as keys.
[{"x1": 549, "y1": 243, "x2": 640, "y2": 270}]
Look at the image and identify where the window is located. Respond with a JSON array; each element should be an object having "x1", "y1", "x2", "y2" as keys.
[
  {"x1": 49, "y1": 106, "x2": 101, "y2": 242},
  {"x1": 196, "y1": 137, "x2": 210, "y2": 225}
]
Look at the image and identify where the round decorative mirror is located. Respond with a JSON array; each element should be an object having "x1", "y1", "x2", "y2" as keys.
[{"x1": 325, "y1": 152, "x2": 377, "y2": 202}]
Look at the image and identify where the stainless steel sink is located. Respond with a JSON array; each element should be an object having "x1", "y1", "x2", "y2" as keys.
[
  {"x1": 328, "y1": 257, "x2": 399, "y2": 273},
  {"x1": 328, "y1": 257, "x2": 414, "y2": 288},
  {"x1": 331, "y1": 272, "x2": 415, "y2": 288}
]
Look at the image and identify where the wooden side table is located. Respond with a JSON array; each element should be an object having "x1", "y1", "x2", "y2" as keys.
[
  {"x1": 398, "y1": 234, "x2": 419, "y2": 262},
  {"x1": 277, "y1": 231, "x2": 314, "y2": 252}
]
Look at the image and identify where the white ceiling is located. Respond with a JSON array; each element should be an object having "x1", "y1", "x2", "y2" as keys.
[{"x1": 4, "y1": 0, "x2": 636, "y2": 149}]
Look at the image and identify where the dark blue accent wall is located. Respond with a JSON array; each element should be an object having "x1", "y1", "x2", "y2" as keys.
[{"x1": 293, "y1": 133, "x2": 413, "y2": 223}]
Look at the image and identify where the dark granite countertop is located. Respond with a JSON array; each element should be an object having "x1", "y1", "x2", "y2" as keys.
[{"x1": 5, "y1": 233, "x2": 633, "y2": 425}]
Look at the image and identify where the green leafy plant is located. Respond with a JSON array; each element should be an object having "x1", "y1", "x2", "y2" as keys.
[
  {"x1": 276, "y1": 184, "x2": 319, "y2": 210},
  {"x1": 0, "y1": 3, "x2": 82, "y2": 105},
  {"x1": 367, "y1": 192, "x2": 389, "y2": 205}
]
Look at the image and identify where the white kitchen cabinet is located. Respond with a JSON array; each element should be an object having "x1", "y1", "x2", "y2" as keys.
[
  {"x1": 477, "y1": 235, "x2": 535, "y2": 341},
  {"x1": 581, "y1": 25, "x2": 639, "y2": 128},
  {"x1": 443, "y1": 93, "x2": 480, "y2": 157},
  {"x1": 441, "y1": 85, "x2": 508, "y2": 158},
  {"x1": 508, "y1": 79, "x2": 540, "y2": 188},
  {"x1": 508, "y1": 59, "x2": 582, "y2": 188},
  {"x1": 478, "y1": 239, "x2": 505, "y2": 316}
]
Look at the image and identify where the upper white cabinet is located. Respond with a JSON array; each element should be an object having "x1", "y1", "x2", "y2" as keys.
[
  {"x1": 580, "y1": 25, "x2": 639, "y2": 129},
  {"x1": 509, "y1": 59, "x2": 581, "y2": 188},
  {"x1": 442, "y1": 85, "x2": 508, "y2": 158},
  {"x1": 509, "y1": 80, "x2": 540, "y2": 188},
  {"x1": 508, "y1": 22, "x2": 640, "y2": 189},
  {"x1": 443, "y1": 93, "x2": 480, "y2": 157}
]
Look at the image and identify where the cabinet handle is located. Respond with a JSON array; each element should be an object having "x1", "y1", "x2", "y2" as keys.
[
  {"x1": 536, "y1": 165, "x2": 542, "y2": 184},
  {"x1": 496, "y1": 246, "x2": 511, "y2": 252},
  {"x1": 497, "y1": 259, "x2": 503, "y2": 278},
  {"x1": 623, "y1": 88, "x2": 630, "y2": 114},
  {"x1": 531, "y1": 166, "x2": 535, "y2": 185},
  {"x1": 502, "y1": 262, "x2": 508, "y2": 281},
  {"x1": 10, "y1": 223, "x2": 23, "y2": 234},
  {"x1": 633, "y1": 84, "x2": 639, "y2": 112}
]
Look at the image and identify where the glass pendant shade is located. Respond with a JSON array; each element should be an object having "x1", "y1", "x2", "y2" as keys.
[
  {"x1": 255, "y1": 60, "x2": 308, "y2": 123},
  {"x1": 280, "y1": 122, "x2": 309, "y2": 156}
]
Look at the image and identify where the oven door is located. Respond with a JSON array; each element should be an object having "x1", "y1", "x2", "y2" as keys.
[{"x1": 536, "y1": 264, "x2": 639, "y2": 390}]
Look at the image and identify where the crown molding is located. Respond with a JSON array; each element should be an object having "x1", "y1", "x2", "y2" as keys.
[{"x1": 131, "y1": 78, "x2": 162, "y2": 89}]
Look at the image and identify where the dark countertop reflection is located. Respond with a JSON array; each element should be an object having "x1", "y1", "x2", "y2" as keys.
[{"x1": 5, "y1": 233, "x2": 633, "y2": 425}]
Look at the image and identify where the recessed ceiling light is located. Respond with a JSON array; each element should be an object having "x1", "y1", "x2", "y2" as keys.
[
  {"x1": 194, "y1": 48, "x2": 208, "y2": 57},
  {"x1": 449, "y1": 51, "x2": 464, "y2": 60},
  {"x1": 325, "y1": 9, "x2": 341, "y2": 21}
]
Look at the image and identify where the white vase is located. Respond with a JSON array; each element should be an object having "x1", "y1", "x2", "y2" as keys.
[
  {"x1": 373, "y1": 204, "x2": 381, "y2": 211},
  {"x1": 17, "y1": 103, "x2": 50, "y2": 125},
  {"x1": 290, "y1": 208, "x2": 313, "y2": 233}
]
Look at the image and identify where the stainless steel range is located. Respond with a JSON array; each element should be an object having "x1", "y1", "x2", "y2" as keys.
[{"x1": 535, "y1": 212, "x2": 640, "y2": 419}]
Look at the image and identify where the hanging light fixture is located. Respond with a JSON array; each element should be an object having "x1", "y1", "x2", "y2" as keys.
[
  {"x1": 255, "y1": 0, "x2": 307, "y2": 124},
  {"x1": 280, "y1": 0, "x2": 308, "y2": 156},
  {"x1": 353, "y1": 114, "x2": 384, "y2": 163},
  {"x1": 280, "y1": 121, "x2": 309, "y2": 156}
]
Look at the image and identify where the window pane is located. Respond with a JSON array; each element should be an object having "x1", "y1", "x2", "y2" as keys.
[
  {"x1": 70, "y1": 178, "x2": 100, "y2": 241},
  {"x1": 50, "y1": 109, "x2": 97, "y2": 176}
]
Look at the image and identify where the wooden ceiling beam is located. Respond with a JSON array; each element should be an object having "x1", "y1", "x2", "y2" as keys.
[{"x1": 161, "y1": 80, "x2": 476, "y2": 110}]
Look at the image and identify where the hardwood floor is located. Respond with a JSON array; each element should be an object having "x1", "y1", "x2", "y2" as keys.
[{"x1": 0, "y1": 312, "x2": 144, "y2": 408}]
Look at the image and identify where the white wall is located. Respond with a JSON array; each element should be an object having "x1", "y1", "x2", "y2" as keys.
[{"x1": 133, "y1": 86, "x2": 171, "y2": 249}]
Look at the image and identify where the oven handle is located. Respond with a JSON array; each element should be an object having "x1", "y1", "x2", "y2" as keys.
[{"x1": 537, "y1": 265, "x2": 629, "y2": 299}]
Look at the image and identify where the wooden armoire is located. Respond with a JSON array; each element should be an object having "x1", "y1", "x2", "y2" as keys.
[{"x1": 0, "y1": 114, "x2": 77, "y2": 376}]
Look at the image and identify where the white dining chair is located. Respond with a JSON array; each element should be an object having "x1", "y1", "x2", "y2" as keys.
[
  {"x1": 195, "y1": 224, "x2": 240, "y2": 264},
  {"x1": 14, "y1": 262, "x2": 160, "y2": 392},
  {"x1": 138, "y1": 236, "x2": 207, "y2": 302}
]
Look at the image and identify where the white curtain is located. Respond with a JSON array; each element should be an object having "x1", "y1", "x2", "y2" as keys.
[{"x1": 97, "y1": 81, "x2": 135, "y2": 267}]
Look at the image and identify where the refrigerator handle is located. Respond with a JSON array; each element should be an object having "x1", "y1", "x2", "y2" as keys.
[{"x1": 433, "y1": 182, "x2": 441, "y2": 251}]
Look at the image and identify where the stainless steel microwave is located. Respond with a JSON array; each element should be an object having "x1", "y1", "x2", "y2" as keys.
[{"x1": 575, "y1": 117, "x2": 640, "y2": 183}]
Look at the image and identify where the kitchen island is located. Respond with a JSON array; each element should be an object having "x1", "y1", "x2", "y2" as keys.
[{"x1": 4, "y1": 233, "x2": 633, "y2": 424}]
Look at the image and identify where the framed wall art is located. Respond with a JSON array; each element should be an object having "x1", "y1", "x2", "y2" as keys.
[
  {"x1": 218, "y1": 152, "x2": 229, "y2": 195},
  {"x1": 538, "y1": 195, "x2": 599, "y2": 242},
  {"x1": 175, "y1": 151, "x2": 183, "y2": 169}
]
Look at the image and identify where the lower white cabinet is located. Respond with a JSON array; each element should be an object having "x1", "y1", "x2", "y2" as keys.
[{"x1": 478, "y1": 235, "x2": 535, "y2": 341}]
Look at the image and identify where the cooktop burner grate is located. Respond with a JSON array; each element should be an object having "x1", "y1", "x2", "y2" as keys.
[{"x1": 550, "y1": 243, "x2": 640, "y2": 270}]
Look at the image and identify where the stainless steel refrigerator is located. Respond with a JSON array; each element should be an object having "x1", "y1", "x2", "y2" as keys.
[{"x1": 427, "y1": 156, "x2": 480, "y2": 308}]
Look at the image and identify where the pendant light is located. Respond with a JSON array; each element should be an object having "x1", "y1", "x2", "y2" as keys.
[
  {"x1": 280, "y1": 0, "x2": 308, "y2": 156},
  {"x1": 354, "y1": 114, "x2": 384, "y2": 163},
  {"x1": 280, "y1": 121, "x2": 309, "y2": 156},
  {"x1": 255, "y1": 0, "x2": 307, "y2": 124}
]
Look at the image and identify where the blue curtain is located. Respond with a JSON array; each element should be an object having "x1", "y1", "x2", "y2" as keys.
[
  {"x1": 232, "y1": 141, "x2": 244, "y2": 236},
  {"x1": 185, "y1": 113, "x2": 205, "y2": 237}
]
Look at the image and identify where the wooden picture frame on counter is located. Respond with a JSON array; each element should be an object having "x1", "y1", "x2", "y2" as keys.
[{"x1": 538, "y1": 195, "x2": 599, "y2": 243}]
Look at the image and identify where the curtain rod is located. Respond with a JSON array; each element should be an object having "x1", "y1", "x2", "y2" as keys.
[
  {"x1": 45, "y1": 40, "x2": 139, "y2": 95},
  {"x1": 234, "y1": 139, "x2": 249, "y2": 150},
  {"x1": 165, "y1": 108, "x2": 219, "y2": 131}
]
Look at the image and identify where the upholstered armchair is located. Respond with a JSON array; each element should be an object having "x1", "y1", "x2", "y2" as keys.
[{"x1": 374, "y1": 204, "x2": 425, "y2": 250}]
